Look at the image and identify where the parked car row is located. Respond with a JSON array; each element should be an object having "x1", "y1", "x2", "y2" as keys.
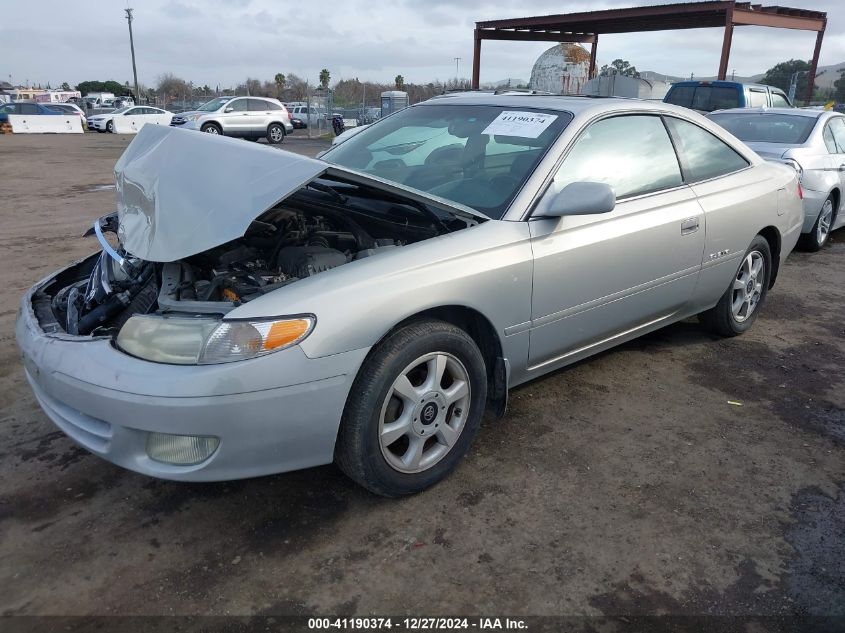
[{"x1": 18, "y1": 93, "x2": 821, "y2": 497}]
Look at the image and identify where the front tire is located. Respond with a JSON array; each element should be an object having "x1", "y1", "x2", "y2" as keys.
[
  {"x1": 105, "y1": 120, "x2": 113, "y2": 133},
  {"x1": 201, "y1": 123, "x2": 221, "y2": 135},
  {"x1": 799, "y1": 195, "x2": 835, "y2": 252},
  {"x1": 267, "y1": 123, "x2": 285, "y2": 144},
  {"x1": 335, "y1": 319, "x2": 487, "y2": 497},
  {"x1": 699, "y1": 235, "x2": 772, "y2": 337}
]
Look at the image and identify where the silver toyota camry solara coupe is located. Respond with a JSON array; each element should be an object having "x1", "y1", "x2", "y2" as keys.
[{"x1": 16, "y1": 93, "x2": 804, "y2": 496}]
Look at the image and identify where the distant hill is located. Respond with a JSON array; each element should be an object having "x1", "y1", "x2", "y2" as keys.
[{"x1": 640, "y1": 60, "x2": 845, "y2": 88}]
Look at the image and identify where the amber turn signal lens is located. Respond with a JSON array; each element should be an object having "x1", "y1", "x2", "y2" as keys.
[{"x1": 263, "y1": 318, "x2": 312, "y2": 350}]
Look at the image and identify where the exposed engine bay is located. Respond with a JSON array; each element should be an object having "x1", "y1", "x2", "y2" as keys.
[{"x1": 36, "y1": 180, "x2": 479, "y2": 336}]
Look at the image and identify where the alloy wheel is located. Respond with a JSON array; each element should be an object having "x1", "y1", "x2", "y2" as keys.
[
  {"x1": 269, "y1": 126, "x2": 283, "y2": 142},
  {"x1": 731, "y1": 251, "x2": 765, "y2": 323},
  {"x1": 378, "y1": 352, "x2": 471, "y2": 474},
  {"x1": 818, "y1": 198, "x2": 833, "y2": 246}
]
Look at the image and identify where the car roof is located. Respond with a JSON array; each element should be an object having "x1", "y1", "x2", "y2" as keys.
[
  {"x1": 709, "y1": 106, "x2": 833, "y2": 119},
  {"x1": 669, "y1": 80, "x2": 776, "y2": 90},
  {"x1": 420, "y1": 91, "x2": 690, "y2": 117}
]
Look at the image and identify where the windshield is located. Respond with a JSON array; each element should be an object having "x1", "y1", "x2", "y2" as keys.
[
  {"x1": 197, "y1": 97, "x2": 232, "y2": 112},
  {"x1": 666, "y1": 85, "x2": 740, "y2": 112},
  {"x1": 323, "y1": 104, "x2": 572, "y2": 219},
  {"x1": 709, "y1": 113, "x2": 817, "y2": 144}
]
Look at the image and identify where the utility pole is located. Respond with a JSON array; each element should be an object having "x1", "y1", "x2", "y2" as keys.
[
  {"x1": 454, "y1": 57, "x2": 461, "y2": 86},
  {"x1": 125, "y1": 8, "x2": 140, "y2": 102}
]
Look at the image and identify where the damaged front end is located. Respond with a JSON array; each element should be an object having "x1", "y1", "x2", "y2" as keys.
[
  {"x1": 57, "y1": 214, "x2": 156, "y2": 336},
  {"x1": 32, "y1": 125, "x2": 484, "y2": 360}
]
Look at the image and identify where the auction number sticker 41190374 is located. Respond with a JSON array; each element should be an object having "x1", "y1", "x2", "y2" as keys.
[{"x1": 482, "y1": 111, "x2": 558, "y2": 138}]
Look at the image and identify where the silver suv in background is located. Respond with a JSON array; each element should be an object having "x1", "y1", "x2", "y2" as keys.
[
  {"x1": 709, "y1": 107, "x2": 845, "y2": 250},
  {"x1": 174, "y1": 96, "x2": 293, "y2": 143}
]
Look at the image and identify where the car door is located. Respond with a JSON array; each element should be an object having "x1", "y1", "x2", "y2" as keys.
[
  {"x1": 825, "y1": 116, "x2": 845, "y2": 197},
  {"x1": 527, "y1": 114, "x2": 705, "y2": 369},
  {"x1": 219, "y1": 97, "x2": 248, "y2": 133},
  {"x1": 247, "y1": 98, "x2": 270, "y2": 133},
  {"x1": 662, "y1": 116, "x2": 769, "y2": 313}
]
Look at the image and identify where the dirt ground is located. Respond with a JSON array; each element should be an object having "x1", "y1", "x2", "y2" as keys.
[{"x1": 0, "y1": 132, "x2": 843, "y2": 621}]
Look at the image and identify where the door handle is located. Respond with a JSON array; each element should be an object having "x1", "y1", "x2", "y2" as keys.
[{"x1": 680, "y1": 217, "x2": 700, "y2": 235}]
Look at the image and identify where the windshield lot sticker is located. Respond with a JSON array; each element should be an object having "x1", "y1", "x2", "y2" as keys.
[{"x1": 482, "y1": 111, "x2": 558, "y2": 138}]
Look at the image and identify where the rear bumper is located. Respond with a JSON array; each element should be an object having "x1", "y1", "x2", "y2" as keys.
[
  {"x1": 15, "y1": 281, "x2": 369, "y2": 482},
  {"x1": 801, "y1": 187, "x2": 829, "y2": 233}
]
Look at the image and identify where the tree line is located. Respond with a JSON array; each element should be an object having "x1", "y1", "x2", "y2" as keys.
[{"x1": 70, "y1": 71, "x2": 471, "y2": 107}]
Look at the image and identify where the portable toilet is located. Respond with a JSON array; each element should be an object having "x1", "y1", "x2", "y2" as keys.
[{"x1": 381, "y1": 91, "x2": 408, "y2": 117}]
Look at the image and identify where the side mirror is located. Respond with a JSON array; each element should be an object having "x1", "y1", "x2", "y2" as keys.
[
  {"x1": 224, "y1": 107, "x2": 234, "y2": 113},
  {"x1": 534, "y1": 181, "x2": 616, "y2": 218}
]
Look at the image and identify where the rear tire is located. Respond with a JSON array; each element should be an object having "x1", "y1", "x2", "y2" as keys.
[
  {"x1": 267, "y1": 123, "x2": 285, "y2": 144},
  {"x1": 335, "y1": 319, "x2": 487, "y2": 497},
  {"x1": 799, "y1": 195, "x2": 835, "y2": 252},
  {"x1": 699, "y1": 235, "x2": 772, "y2": 337}
]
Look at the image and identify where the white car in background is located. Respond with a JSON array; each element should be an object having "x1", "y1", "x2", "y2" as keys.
[
  {"x1": 48, "y1": 102, "x2": 88, "y2": 128},
  {"x1": 88, "y1": 106, "x2": 172, "y2": 133}
]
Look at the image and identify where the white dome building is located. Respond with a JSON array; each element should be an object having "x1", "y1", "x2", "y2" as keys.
[{"x1": 529, "y1": 43, "x2": 591, "y2": 95}]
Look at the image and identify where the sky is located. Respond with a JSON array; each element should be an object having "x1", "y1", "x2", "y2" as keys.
[{"x1": 2, "y1": 0, "x2": 844, "y2": 90}]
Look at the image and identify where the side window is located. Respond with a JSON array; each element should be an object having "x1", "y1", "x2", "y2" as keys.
[
  {"x1": 827, "y1": 117, "x2": 845, "y2": 153},
  {"x1": 665, "y1": 86, "x2": 694, "y2": 108},
  {"x1": 21, "y1": 104, "x2": 40, "y2": 115},
  {"x1": 266, "y1": 101, "x2": 282, "y2": 111},
  {"x1": 664, "y1": 117, "x2": 749, "y2": 182},
  {"x1": 228, "y1": 99, "x2": 248, "y2": 112},
  {"x1": 747, "y1": 89, "x2": 768, "y2": 108},
  {"x1": 551, "y1": 115, "x2": 683, "y2": 199},
  {"x1": 770, "y1": 91, "x2": 790, "y2": 108},
  {"x1": 248, "y1": 99, "x2": 268, "y2": 111},
  {"x1": 822, "y1": 124, "x2": 838, "y2": 153}
]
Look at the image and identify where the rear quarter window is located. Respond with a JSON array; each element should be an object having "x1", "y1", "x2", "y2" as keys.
[{"x1": 665, "y1": 117, "x2": 749, "y2": 182}]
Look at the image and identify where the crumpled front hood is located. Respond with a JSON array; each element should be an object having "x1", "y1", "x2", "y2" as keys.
[{"x1": 113, "y1": 125, "x2": 327, "y2": 261}]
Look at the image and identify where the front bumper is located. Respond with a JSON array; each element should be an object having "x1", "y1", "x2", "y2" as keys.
[
  {"x1": 15, "y1": 281, "x2": 369, "y2": 481},
  {"x1": 88, "y1": 120, "x2": 105, "y2": 131}
]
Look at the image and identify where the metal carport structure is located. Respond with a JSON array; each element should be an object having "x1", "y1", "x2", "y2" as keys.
[{"x1": 471, "y1": 1, "x2": 827, "y2": 104}]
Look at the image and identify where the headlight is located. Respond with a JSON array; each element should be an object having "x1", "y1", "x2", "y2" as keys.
[
  {"x1": 189, "y1": 114, "x2": 203, "y2": 121},
  {"x1": 116, "y1": 315, "x2": 315, "y2": 365},
  {"x1": 782, "y1": 158, "x2": 803, "y2": 182}
]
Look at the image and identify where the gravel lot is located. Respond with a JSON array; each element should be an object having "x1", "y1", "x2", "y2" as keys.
[{"x1": 0, "y1": 132, "x2": 843, "y2": 621}]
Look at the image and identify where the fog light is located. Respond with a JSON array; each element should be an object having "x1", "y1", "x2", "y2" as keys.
[{"x1": 146, "y1": 432, "x2": 219, "y2": 465}]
